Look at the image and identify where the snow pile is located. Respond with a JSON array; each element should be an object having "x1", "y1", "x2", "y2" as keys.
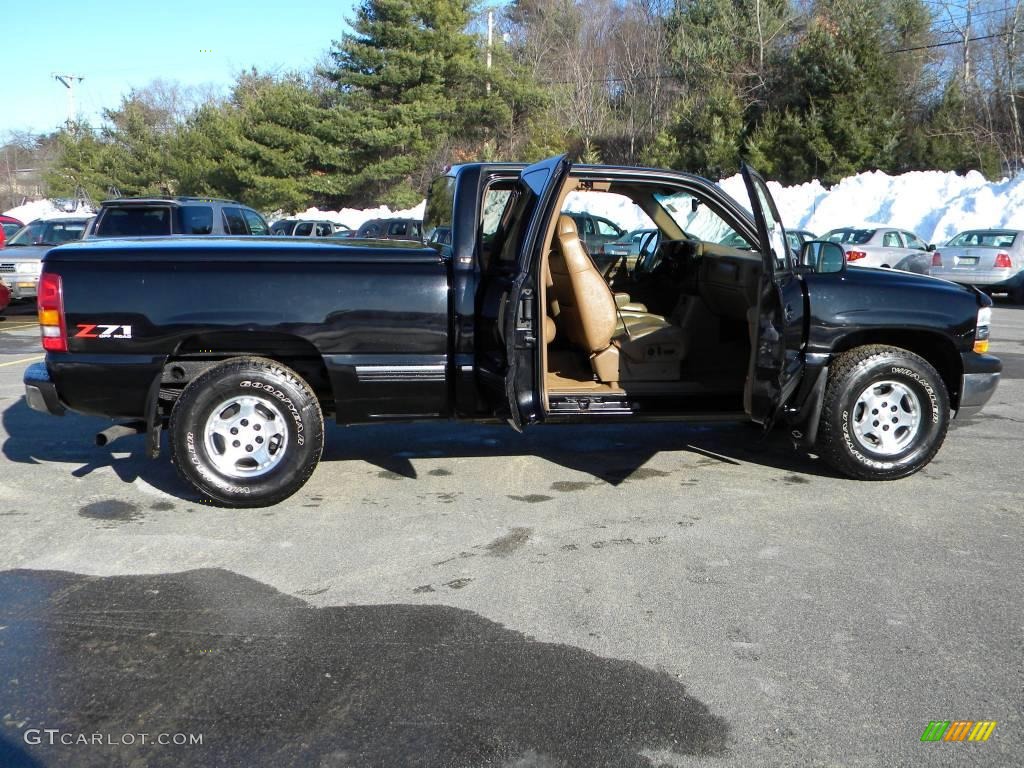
[
  {"x1": 563, "y1": 191, "x2": 653, "y2": 232},
  {"x1": 718, "y1": 168, "x2": 1024, "y2": 245},
  {"x1": 4, "y1": 199, "x2": 94, "y2": 223},
  {"x1": 279, "y1": 201, "x2": 427, "y2": 230}
]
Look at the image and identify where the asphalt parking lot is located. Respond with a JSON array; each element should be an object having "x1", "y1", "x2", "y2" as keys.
[{"x1": 0, "y1": 300, "x2": 1021, "y2": 767}]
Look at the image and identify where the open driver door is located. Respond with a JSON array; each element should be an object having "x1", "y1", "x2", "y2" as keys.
[{"x1": 741, "y1": 163, "x2": 806, "y2": 427}]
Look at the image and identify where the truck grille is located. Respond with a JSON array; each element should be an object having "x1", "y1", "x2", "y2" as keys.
[{"x1": 0, "y1": 263, "x2": 15, "y2": 273}]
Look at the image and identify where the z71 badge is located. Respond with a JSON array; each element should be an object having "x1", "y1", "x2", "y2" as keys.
[{"x1": 74, "y1": 324, "x2": 133, "y2": 339}]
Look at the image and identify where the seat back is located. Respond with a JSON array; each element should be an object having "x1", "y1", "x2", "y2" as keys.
[{"x1": 548, "y1": 215, "x2": 617, "y2": 353}]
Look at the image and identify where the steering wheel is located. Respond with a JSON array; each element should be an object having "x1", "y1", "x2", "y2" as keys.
[{"x1": 632, "y1": 231, "x2": 662, "y2": 279}]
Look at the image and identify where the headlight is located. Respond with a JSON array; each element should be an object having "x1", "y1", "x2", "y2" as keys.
[
  {"x1": 974, "y1": 307, "x2": 992, "y2": 353},
  {"x1": 15, "y1": 262, "x2": 41, "y2": 275}
]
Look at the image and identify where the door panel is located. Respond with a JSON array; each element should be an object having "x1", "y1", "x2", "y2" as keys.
[{"x1": 740, "y1": 164, "x2": 806, "y2": 425}]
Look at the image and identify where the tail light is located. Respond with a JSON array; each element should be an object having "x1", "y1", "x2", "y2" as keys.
[
  {"x1": 994, "y1": 252, "x2": 1012, "y2": 268},
  {"x1": 37, "y1": 272, "x2": 67, "y2": 352},
  {"x1": 846, "y1": 250, "x2": 867, "y2": 262},
  {"x1": 931, "y1": 251, "x2": 942, "y2": 267}
]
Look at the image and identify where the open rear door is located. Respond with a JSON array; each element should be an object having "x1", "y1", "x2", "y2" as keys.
[
  {"x1": 503, "y1": 156, "x2": 571, "y2": 429},
  {"x1": 475, "y1": 155, "x2": 570, "y2": 430},
  {"x1": 741, "y1": 163, "x2": 806, "y2": 426}
]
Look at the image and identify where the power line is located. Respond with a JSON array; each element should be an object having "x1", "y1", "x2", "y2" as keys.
[{"x1": 890, "y1": 29, "x2": 1019, "y2": 54}]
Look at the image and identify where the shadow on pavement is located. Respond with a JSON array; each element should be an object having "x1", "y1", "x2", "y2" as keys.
[
  {"x1": 0, "y1": 568, "x2": 729, "y2": 768},
  {"x1": 2, "y1": 392, "x2": 838, "y2": 500}
]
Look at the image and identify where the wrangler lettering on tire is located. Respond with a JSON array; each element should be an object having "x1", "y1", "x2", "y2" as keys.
[
  {"x1": 817, "y1": 345, "x2": 949, "y2": 480},
  {"x1": 169, "y1": 357, "x2": 324, "y2": 507}
]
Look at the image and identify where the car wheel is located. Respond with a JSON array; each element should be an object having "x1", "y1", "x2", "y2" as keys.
[
  {"x1": 1009, "y1": 283, "x2": 1024, "y2": 304},
  {"x1": 169, "y1": 357, "x2": 324, "y2": 507},
  {"x1": 817, "y1": 345, "x2": 949, "y2": 480}
]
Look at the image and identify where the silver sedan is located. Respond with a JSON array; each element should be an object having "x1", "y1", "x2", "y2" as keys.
[{"x1": 930, "y1": 229, "x2": 1024, "y2": 303}]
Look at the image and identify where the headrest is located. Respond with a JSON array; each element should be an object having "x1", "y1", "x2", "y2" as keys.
[{"x1": 557, "y1": 215, "x2": 578, "y2": 238}]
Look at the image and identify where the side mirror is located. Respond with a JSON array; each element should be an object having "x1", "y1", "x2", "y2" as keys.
[
  {"x1": 926, "y1": 243, "x2": 936, "y2": 252},
  {"x1": 801, "y1": 240, "x2": 846, "y2": 274},
  {"x1": 691, "y1": 198, "x2": 700, "y2": 214}
]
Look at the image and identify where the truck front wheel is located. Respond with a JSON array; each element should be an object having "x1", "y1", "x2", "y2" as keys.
[
  {"x1": 169, "y1": 357, "x2": 324, "y2": 507},
  {"x1": 817, "y1": 345, "x2": 949, "y2": 480}
]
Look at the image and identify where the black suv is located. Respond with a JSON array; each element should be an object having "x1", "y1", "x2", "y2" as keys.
[
  {"x1": 90, "y1": 197, "x2": 269, "y2": 238},
  {"x1": 354, "y1": 218, "x2": 423, "y2": 241}
]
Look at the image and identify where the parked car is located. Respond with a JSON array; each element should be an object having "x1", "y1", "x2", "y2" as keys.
[
  {"x1": 355, "y1": 218, "x2": 423, "y2": 241},
  {"x1": 822, "y1": 226, "x2": 934, "y2": 273},
  {"x1": 0, "y1": 216, "x2": 92, "y2": 300},
  {"x1": 270, "y1": 219, "x2": 351, "y2": 237},
  {"x1": 603, "y1": 228, "x2": 659, "y2": 258},
  {"x1": 24, "y1": 156, "x2": 999, "y2": 507},
  {"x1": 786, "y1": 229, "x2": 817, "y2": 253},
  {"x1": 0, "y1": 280, "x2": 9, "y2": 314},
  {"x1": 426, "y1": 225, "x2": 452, "y2": 247},
  {"x1": 930, "y1": 229, "x2": 1024, "y2": 303},
  {"x1": 0, "y1": 215, "x2": 24, "y2": 241},
  {"x1": 561, "y1": 211, "x2": 626, "y2": 262},
  {"x1": 89, "y1": 197, "x2": 269, "y2": 238}
]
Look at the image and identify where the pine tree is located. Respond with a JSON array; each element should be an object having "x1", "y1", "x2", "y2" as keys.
[{"x1": 322, "y1": 0, "x2": 510, "y2": 206}]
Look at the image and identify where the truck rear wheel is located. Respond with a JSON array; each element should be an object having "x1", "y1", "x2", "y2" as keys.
[
  {"x1": 816, "y1": 345, "x2": 949, "y2": 480},
  {"x1": 169, "y1": 357, "x2": 324, "y2": 507}
]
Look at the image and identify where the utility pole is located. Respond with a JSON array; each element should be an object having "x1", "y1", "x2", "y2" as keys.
[
  {"x1": 486, "y1": 10, "x2": 493, "y2": 96},
  {"x1": 52, "y1": 73, "x2": 84, "y2": 128}
]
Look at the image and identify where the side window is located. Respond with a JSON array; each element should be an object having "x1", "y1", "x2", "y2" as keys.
[
  {"x1": 315, "y1": 223, "x2": 333, "y2": 237},
  {"x1": 222, "y1": 207, "x2": 248, "y2": 235},
  {"x1": 180, "y1": 205, "x2": 214, "y2": 235},
  {"x1": 882, "y1": 231, "x2": 902, "y2": 248},
  {"x1": 242, "y1": 209, "x2": 268, "y2": 236},
  {"x1": 294, "y1": 222, "x2": 315, "y2": 237},
  {"x1": 388, "y1": 221, "x2": 408, "y2": 237},
  {"x1": 596, "y1": 218, "x2": 620, "y2": 237},
  {"x1": 362, "y1": 223, "x2": 381, "y2": 238},
  {"x1": 270, "y1": 221, "x2": 291, "y2": 236},
  {"x1": 903, "y1": 232, "x2": 926, "y2": 250},
  {"x1": 582, "y1": 217, "x2": 595, "y2": 236}
]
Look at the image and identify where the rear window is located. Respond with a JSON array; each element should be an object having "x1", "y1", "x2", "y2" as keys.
[
  {"x1": 946, "y1": 231, "x2": 1018, "y2": 248},
  {"x1": 180, "y1": 205, "x2": 214, "y2": 235},
  {"x1": 824, "y1": 228, "x2": 874, "y2": 245},
  {"x1": 95, "y1": 207, "x2": 173, "y2": 237}
]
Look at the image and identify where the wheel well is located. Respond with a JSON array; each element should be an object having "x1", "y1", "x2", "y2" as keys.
[
  {"x1": 830, "y1": 330, "x2": 963, "y2": 406},
  {"x1": 160, "y1": 333, "x2": 333, "y2": 416}
]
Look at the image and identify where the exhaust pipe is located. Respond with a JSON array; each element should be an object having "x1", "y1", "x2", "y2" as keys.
[{"x1": 96, "y1": 421, "x2": 147, "y2": 447}]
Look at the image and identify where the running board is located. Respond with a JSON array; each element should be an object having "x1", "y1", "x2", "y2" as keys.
[{"x1": 547, "y1": 394, "x2": 634, "y2": 415}]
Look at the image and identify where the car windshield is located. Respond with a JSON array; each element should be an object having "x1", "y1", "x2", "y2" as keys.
[
  {"x1": 824, "y1": 228, "x2": 875, "y2": 244},
  {"x1": 7, "y1": 219, "x2": 88, "y2": 246},
  {"x1": 653, "y1": 191, "x2": 752, "y2": 248},
  {"x1": 946, "y1": 230, "x2": 1018, "y2": 248},
  {"x1": 1, "y1": 222, "x2": 21, "y2": 238}
]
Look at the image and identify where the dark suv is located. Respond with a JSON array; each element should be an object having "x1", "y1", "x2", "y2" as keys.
[
  {"x1": 354, "y1": 218, "x2": 423, "y2": 241},
  {"x1": 90, "y1": 197, "x2": 269, "y2": 238}
]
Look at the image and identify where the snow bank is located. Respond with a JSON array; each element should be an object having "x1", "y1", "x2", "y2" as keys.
[
  {"x1": 718, "y1": 168, "x2": 1024, "y2": 245},
  {"x1": 3, "y1": 199, "x2": 94, "y2": 223},
  {"x1": 279, "y1": 201, "x2": 427, "y2": 230}
]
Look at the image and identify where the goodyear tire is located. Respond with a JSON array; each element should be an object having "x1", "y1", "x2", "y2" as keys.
[
  {"x1": 169, "y1": 357, "x2": 324, "y2": 507},
  {"x1": 817, "y1": 345, "x2": 949, "y2": 480}
]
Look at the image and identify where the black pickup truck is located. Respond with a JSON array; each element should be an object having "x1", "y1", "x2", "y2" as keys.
[{"x1": 24, "y1": 157, "x2": 1001, "y2": 506}]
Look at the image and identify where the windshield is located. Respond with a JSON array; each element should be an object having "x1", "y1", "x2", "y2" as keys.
[
  {"x1": 946, "y1": 230, "x2": 1017, "y2": 248},
  {"x1": 824, "y1": 228, "x2": 874, "y2": 245},
  {"x1": 653, "y1": 191, "x2": 752, "y2": 248},
  {"x1": 7, "y1": 219, "x2": 89, "y2": 246}
]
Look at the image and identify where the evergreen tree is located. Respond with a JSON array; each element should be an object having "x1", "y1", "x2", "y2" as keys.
[{"x1": 322, "y1": 0, "x2": 516, "y2": 206}]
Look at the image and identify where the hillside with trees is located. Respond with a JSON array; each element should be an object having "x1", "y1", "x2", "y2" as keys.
[{"x1": 24, "y1": 0, "x2": 1024, "y2": 212}]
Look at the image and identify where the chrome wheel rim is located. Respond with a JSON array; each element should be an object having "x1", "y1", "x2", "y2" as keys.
[
  {"x1": 851, "y1": 380, "x2": 921, "y2": 456},
  {"x1": 203, "y1": 395, "x2": 288, "y2": 479}
]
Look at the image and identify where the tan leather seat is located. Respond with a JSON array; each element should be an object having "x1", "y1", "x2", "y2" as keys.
[{"x1": 548, "y1": 215, "x2": 687, "y2": 384}]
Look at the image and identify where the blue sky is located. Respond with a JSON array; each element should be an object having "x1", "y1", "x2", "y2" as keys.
[{"x1": 2, "y1": 0, "x2": 357, "y2": 135}]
